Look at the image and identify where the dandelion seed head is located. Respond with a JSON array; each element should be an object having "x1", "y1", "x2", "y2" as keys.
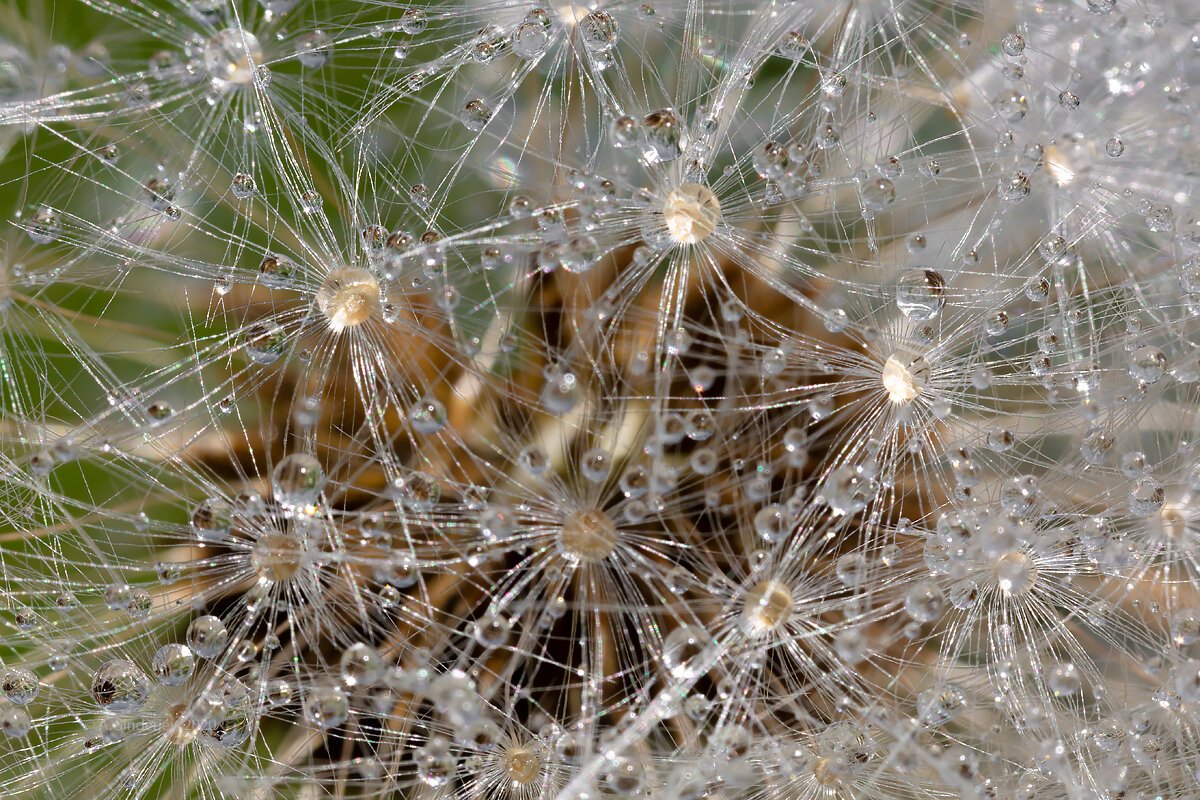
[{"x1": 11, "y1": 0, "x2": 1200, "y2": 795}]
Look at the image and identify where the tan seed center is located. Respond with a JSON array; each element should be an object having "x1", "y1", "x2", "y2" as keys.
[
  {"x1": 317, "y1": 267, "x2": 379, "y2": 332},
  {"x1": 663, "y1": 183, "x2": 721, "y2": 244},
  {"x1": 742, "y1": 578, "x2": 794, "y2": 634},
  {"x1": 559, "y1": 509, "x2": 619, "y2": 563}
]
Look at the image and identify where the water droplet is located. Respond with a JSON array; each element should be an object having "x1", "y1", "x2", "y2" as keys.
[
  {"x1": 340, "y1": 642, "x2": 381, "y2": 686},
  {"x1": 987, "y1": 428, "x2": 1014, "y2": 452},
  {"x1": 560, "y1": 234, "x2": 599, "y2": 273},
  {"x1": 604, "y1": 757, "x2": 647, "y2": 795},
  {"x1": 1080, "y1": 426, "x2": 1114, "y2": 465},
  {"x1": 299, "y1": 189, "x2": 322, "y2": 214},
  {"x1": 824, "y1": 465, "x2": 874, "y2": 516},
  {"x1": 994, "y1": 89, "x2": 1028, "y2": 123},
  {"x1": 518, "y1": 444, "x2": 550, "y2": 476},
  {"x1": 92, "y1": 660, "x2": 152, "y2": 712},
  {"x1": 752, "y1": 141, "x2": 789, "y2": 179},
  {"x1": 641, "y1": 108, "x2": 683, "y2": 163},
  {"x1": 473, "y1": 613, "x2": 511, "y2": 647},
  {"x1": 861, "y1": 178, "x2": 895, "y2": 211},
  {"x1": 152, "y1": 644, "x2": 195, "y2": 686},
  {"x1": 606, "y1": 118, "x2": 639, "y2": 155},
  {"x1": 230, "y1": 172, "x2": 255, "y2": 198},
  {"x1": 821, "y1": 71, "x2": 846, "y2": 98},
  {"x1": 1048, "y1": 663, "x2": 1081, "y2": 696},
  {"x1": 255, "y1": 253, "x2": 296, "y2": 288},
  {"x1": 400, "y1": 9, "x2": 427, "y2": 34},
  {"x1": 1001, "y1": 33, "x2": 1025, "y2": 56},
  {"x1": 146, "y1": 401, "x2": 174, "y2": 425},
  {"x1": 271, "y1": 453, "x2": 325, "y2": 511},
  {"x1": 191, "y1": 498, "x2": 232, "y2": 542},
  {"x1": 513, "y1": 20, "x2": 550, "y2": 59},
  {"x1": 245, "y1": 320, "x2": 287, "y2": 365},
  {"x1": 461, "y1": 98, "x2": 493, "y2": 131},
  {"x1": 306, "y1": 684, "x2": 350, "y2": 729},
  {"x1": 479, "y1": 503, "x2": 515, "y2": 543},
  {"x1": 187, "y1": 615, "x2": 229, "y2": 659},
  {"x1": 754, "y1": 503, "x2": 790, "y2": 543},
  {"x1": 1129, "y1": 477, "x2": 1165, "y2": 516},
  {"x1": 997, "y1": 171, "x2": 1031, "y2": 202},
  {"x1": 0, "y1": 707, "x2": 31, "y2": 738},
  {"x1": 1000, "y1": 475, "x2": 1038, "y2": 516},
  {"x1": 993, "y1": 552, "x2": 1038, "y2": 595},
  {"x1": 579, "y1": 11, "x2": 618, "y2": 53},
  {"x1": 97, "y1": 143, "x2": 120, "y2": 165},
  {"x1": 409, "y1": 397, "x2": 448, "y2": 434},
  {"x1": 984, "y1": 311, "x2": 1009, "y2": 338},
  {"x1": 265, "y1": 679, "x2": 291, "y2": 706},
  {"x1": 917, "y1": 684, "x2": 965, "y2": 725},
  {"x1": 580, "y1": 448, "x2": 611, "y2": 482},
  {"x1": 1, "y1": 669, "x2": 38, "y2": 705},
  {"x1": 1172, "y1": 608, "x2": 1200, "y2": 646},
  {"x1": 895, "y1": 269, "x2": 946, "y2": 320},
  {"x1": 508, "y1": 195, "x2": 533, "y2": 218},
  {"x1": 1025, "y1": 276, "x2": 1050, "y2": 301},
  {"x1": 663, "y1": 625, "x2": 709, "y2": 679},
  {"x1": 541, "y1": 369, "x2": 580, "y2": 415},
  {"x1": 27, "y1": 207, "x2": 60, "y2": 244},
  {"x1": 125, "y1": 587, "x2": 152, "y2": 620},
  {"x1": 904, "y1": 581, "x2": 944, "y2": 622},
  {"x1": 295, "y1": 30, "x2": 331, "y2": 67},
  {"x1": 1129, "y1": 346, "x2": 1166, "y2": 384},
  {"x1": 415, "y1": 737, "x2": 457, "y2": 786}
]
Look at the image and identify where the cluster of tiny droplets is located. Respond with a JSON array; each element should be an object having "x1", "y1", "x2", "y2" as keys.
[{"x1": 5, "y1": 0, "x2": 1200, "y2": 798}]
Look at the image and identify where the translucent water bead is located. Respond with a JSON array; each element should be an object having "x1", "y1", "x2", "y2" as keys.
[
  {"x1": 271, "y1": 453, "x2": 326, "y2": 511},
  {"x1": 92, "y1": 660, "x2": 153, "y2": 712},
  {"x1": 895, "y1": 269, "x2": 946, "y2": 321}
]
